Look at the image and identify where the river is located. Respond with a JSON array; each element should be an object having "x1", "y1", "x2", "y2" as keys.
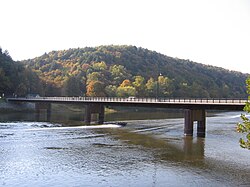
[{"x1": 0, "y1": 109, "x2": 249, "y2": 187}]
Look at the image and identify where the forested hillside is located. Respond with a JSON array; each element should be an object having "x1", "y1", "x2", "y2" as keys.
[
  {"x1": 0, "y1": 48, "x2": 42, "y2": 97},
  {"x1": 22, "y1": 45, "x2": 248, "y2": 98}
]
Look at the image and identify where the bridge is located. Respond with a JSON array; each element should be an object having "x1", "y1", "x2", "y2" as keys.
[{"x1": 7, "y1": 97, "x2": 247, "y2": 137}]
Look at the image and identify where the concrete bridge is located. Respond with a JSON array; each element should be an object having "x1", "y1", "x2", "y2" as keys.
[{"x1": 7, "y1": 97, "x2": 247, "y2": 137}]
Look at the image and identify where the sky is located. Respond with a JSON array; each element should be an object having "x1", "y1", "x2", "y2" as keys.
[{"x1": 1, "y1": 0, "x2": 250, "y2": 73}]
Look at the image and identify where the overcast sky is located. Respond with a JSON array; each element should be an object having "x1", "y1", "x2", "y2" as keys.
[{"x1": 1, "y1": 0, "x2": 250, "y2": 73}]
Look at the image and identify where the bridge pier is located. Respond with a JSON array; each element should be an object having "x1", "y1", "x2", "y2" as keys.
[
  {"x1": 84, "y1": 104, "x2": 105, "y2": 125},
  {"x1": 184, "y1": 109, "x2": 206, "y2": 137},
  {"x1": 35, "y1": 103, "x2": 51, "y2": 121}
]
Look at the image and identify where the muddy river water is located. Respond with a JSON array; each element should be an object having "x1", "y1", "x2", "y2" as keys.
[{"x1": 0, "y1": 110, "x2": 249, "y2": 186}]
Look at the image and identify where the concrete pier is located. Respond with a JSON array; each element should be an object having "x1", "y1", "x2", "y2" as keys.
[
  {"x1": 84, "y1": 104, "x2": 104, "y2": 125},
  {"x1": 35, "y1": 103, "x2": 51, "y2": 121},
  {"x1": 184, "y1": 109, "x2": 206, "y2": 137}
]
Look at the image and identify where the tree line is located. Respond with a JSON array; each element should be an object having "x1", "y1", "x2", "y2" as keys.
[{"x1": 0, "y1": 48, "x2": 42, "y2": 97}]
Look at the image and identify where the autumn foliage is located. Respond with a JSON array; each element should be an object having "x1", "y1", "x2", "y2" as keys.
[{"x1": 1, "y1": 45, "x2": 248, "y2": 98}]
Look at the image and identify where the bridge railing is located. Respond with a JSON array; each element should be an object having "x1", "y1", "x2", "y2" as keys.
[{"x1": 8, "y1": 96, "x2": 248, "y2": 104}]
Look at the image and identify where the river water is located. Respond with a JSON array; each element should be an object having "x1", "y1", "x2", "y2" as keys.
[{"x1": 0, "y1": 109, "x2": 249, "y2": 187}]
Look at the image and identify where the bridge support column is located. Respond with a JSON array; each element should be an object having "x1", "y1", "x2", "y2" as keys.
[
  {"x1": 98, "y1": 105, "x2": 105, "y2": 124},
  {"x1": 35, "y1": 103, "x2": 51, "y2": 121},
  {"x1": 84, "y1": 104, "x2": 105, "y2": 125},
  {"x1": 197, "y1": 118, "x2": 206, "y2": 137},
  {"x1": 84, "y1": 105, "x2": 91, "y2": 124},
  {"x1": 184, "y1": 109, "x2": 194, "y2": 136},
  {"x1": 184, "y1": 109, "x2": 206, "y2": 137}
]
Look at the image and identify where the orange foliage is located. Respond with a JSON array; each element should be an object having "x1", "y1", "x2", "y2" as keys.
[{"x1": 120, "y1": 79, "x2": 131, "y2": 87}]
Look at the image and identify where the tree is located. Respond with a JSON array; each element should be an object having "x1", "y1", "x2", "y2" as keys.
[
  {"x1": 105, "y1": 85, "x2": 117, "y2": 97},
  {"x1": 120, "y1": 79, "x2": 132, "y2": 87},
  {"x1": 237, "y1": 77, "x2": 250, "y2": 149},
  {"x1": 109, "y1": 65, "x2": 131, "y2": 85},
  {"x1": 133, "y1": 75, "x2": 145, "y2": 97},
  {"x1": 86, "y1": 81, "x2": 106, "y2": 97},
  {"x1": 15, "y1": 83, "x2": 27, "y2": 97},
  {"x1": 158, "y1": 75, "x2": 171, "y2": 97},
  {"x1": 116, "y1": 86, "x2": 136, "y2": 97},
  {"x1": 117, "y1": 79, "x2": 136, "y2": 97},
  {"x1": 92, "y1": 61, "x2": 107, "y2": 71},
  {"x1": 145, "y1": 77, "x2": 156, "y2": 97},
  {"x1": 62, "y1": 76, "x2": 82, "y2": 96},
  {"x1": 86, "y1": 72, "x2": 103, "y2": 84},
  {"x1": 0, "y1": 68, "x2": 11, "y2": 94}
]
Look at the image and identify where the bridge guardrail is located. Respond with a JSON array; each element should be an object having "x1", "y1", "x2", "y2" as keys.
[{"x1": 8, "y1": 96, "x2": 248, "y2": 104}]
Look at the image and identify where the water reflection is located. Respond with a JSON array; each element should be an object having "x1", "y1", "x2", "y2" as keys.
[
  {"x1": 103, "y1": 127, "x2": 205, "y2": 162},
  {"x1": 95, "y1": 126, "x2": 249, "y2": 186},
  {"x1": 183, "y1": 136, "x2": 205, "y2": 160}
]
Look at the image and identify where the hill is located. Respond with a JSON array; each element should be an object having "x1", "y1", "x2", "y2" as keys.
[
  {"x1": 22, "y1": 45, "x2": 248, "y2": 98},
  {"x1": 0, "y1": 48, "x2": 42, "y2": 97}
]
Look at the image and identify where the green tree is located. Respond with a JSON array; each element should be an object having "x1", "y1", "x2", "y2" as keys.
[
  {"x1": 62, "y1": 76, "x2": 82, "y2": 96},
  {"x1": 15, "y1": 83, "x2": 27, "y2": 97},
  {"x1": 117, "y1": 79, "x2": 136, "y2": 97},
  {"x1": 105, "y1": 85, "x2": 117, "y2": 97},
  {"x1": 87, "y1": 72, "x2": 103, "y2": 84},
  {"x1": 145, "y1": 77, "x2": 156, "y2": 97},
  {"x1": 92, "y1": 61, "x2": 107, "y2": 71},
  {"x1": 158, "y1": 75, "x2": 171, "y2": 97},
  {"x1": 237, "y1": 77, "x2": 250, "y2": 149},
  {"x1": 86, "y1": 81, "x2": 106, "y2": 97},
  {"x1": 116, "y1": 86, "x2": 136, "y2": 97},
  {"x1": 133, "y1": 75, "x2": 145, "y2": 97},
  {"x1": 0, "y1": 68, "x2": 11, "y2": 94},
  {"x1": 109, "y1": 65, "x2": 131, "y2": 85}
]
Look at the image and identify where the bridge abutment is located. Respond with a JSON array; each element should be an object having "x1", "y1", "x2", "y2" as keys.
[
  {"x1": 184, "y1": 109, "x2": 206, "y2": 137},
  {"x1": 84, "y1": 104, "x2": 105, "y2": 125}
]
